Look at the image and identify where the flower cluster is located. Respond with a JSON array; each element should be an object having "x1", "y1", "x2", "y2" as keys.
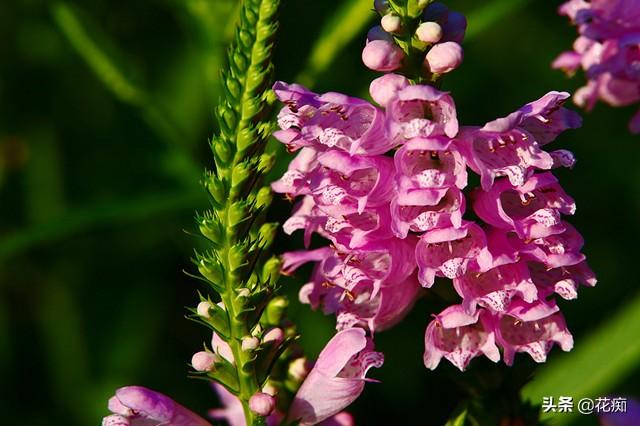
[
  {"x1": 554, "y1": 0, "x2": 640, "y2": 133},
  {"x1": 274, "y1": 0, "x2": 596, "y2": 382}
]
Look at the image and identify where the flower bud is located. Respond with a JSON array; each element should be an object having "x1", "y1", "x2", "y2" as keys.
[
  {"x1": 425, "y1": 41, "x2": 463, "y2": 74},
  {"x1": 191, "y1": 351, "x2": 216, "y2": 372},
  {"x1": 366, "y1": 25, "x2": 393, "y2": 43},
  {"x1": 442, "y1": 11, "x2": 467, "y2": 43},
  {"x1": 241, "y1": 336, "x2": 260, "y2": 351},
  {"x1": 422, "y1": 2, "x2": 449, "y2": 22},
  {"x1": 416, "y1": 21, "x2": 443, "y2": 43},
  {"x1": 288, "y1": 357, "x2": 310, "y2": 382},
  {"x1": 262, "y1": 382, "x2": 278, "y2": 396},
  {"x1": 197, "y1": 301, "x2": 213, "y2": 318},
  {"x1": 236, "y1": 288, "x2": 250, "y2": 299},
  {"x1": 263, "y1": 327, "x2": 284, "y2": 345},
  {"x1": 362, "y1": 40, "x2": 404, "y2": 72},
  {"x1": 374, "y1": 0, "x2": 390, "y2": 14},
  {"x1": 369, "y1": 73, "x2": 410, "y2": 107},
  {"x1": 380, "y1": 14, "x2": 401, "y2": 33},
  {"x1": 249, "y1": 392, "x2": 276, "y2": 416}
]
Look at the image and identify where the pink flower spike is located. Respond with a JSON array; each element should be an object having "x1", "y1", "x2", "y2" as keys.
[
  {"x1": 104, "y1": 386, "x2": 211, "y2": 426},
  {"x1": 424, "y1": 305, "x2": 500, "y2": 371},
  {"x1": 288, "y1": 328, "x2": 383, "y2": 425}
]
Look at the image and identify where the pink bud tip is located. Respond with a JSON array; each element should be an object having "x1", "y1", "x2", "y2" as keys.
[
  {"x1": 249, "y1": 392, "x2": 276, "y2": 416},
  {"x1": 369, "y1": 73, "x2": 410, "y2": 107},
  {"x1": 425, "y1": 41, "x2": 463, "y2": 74},
  {"x1": 196, "y1": 301, "x2": 212, "y2": 318},
  {"x1": 381, "y1": 14, "x2": 401, "y2": 33},
  {"x1": 191, "y1": 351, "x2": 216, "y2": 372},
  {"x1": 416, "y1": 22, "x2": 443, "y2": 44},
  {"x1": 241, "y1": 336, "x2": 260, "y2": 351},
  {"x1": 362, "y1": 40, "x2": 404, "y2": 72},
  {"x1": 263, "y1": 327, "x2": 284, "y2": 345}
]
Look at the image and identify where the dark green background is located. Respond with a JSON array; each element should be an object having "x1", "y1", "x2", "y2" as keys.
[{"x1": 1, "y1": 0, "x2": 638, "y2": 424}]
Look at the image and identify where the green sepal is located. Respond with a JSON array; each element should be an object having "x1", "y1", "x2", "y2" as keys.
[
  {"x1": 255, "y1": 187, "x2": 272, "y2": 210},
  {"x1": 197, "y1": 211, "x2": 224, "y2": 246},
  {"x1": 256, "y1": 335, "x2": 300, "y2": 385},
  {"x1": 257, "y1": 222, "x2": 278, "y2": 250},
  {"x1": 204, "y1": 171, "x2": 227, "y2": 207},
  {"x1": 237, "y1": 127, "x2": 257, "y2": 152},
  {"x1": 229, "y1": 200, "x2": 250, "y2": 227},
  {"x1": 206, "y1": 356, "x2": 240, "y2": 391},
  {"x1": 206, "y1": 302, "x2": 231, "y2": 338},
  {"x1": 229, "y1": 242, "x2": 250, "y2": 272},
  {"x1": 261, "y1": 256, "x2": 281, "y2": 286},
  {"x1": 231, "y1": 160, "x2": 253, "y2": 190},
  {"x1": 261, "y1": 295, "x2": 288, "y2": 327},
  {"x1": 257, "y1": 153, "x2": 275, "y2": 174},
  {"x1": 197, "y1": 254, "x2": 225, "y2": 289}
]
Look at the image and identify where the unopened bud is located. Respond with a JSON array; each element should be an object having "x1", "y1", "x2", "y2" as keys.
[
  {"x1": 288, "y1": 357, "x2": 310, "y2": 381},
  {"x1": 367, "y1": 25, "x2": 393, "y2": 43},
  {"x1": 425, "y1": 41, "x2": 463, "y2": 74},
  {"x1": 416, "y1": 21, "x2": 443, "y2": 44},
  {"x1": 442, "y1": 11, "x2": 467, "y2": 43},
  {"x1": 422, "y1": 2, "x2": 449, "y2": 23},
  {"x1": 362, "y1": 40, "x2": 404, "y2": 72},
  {"x1": 381, "y1": 14, "x2": 402, "y2": 33},
  {"x1": 242, "y1": 336, "x2": 260, "y2": 351},
  {"x1": 263, "y1": 327, "x2": 284, "y2": 345},
  {"x1": 249, "y1": 392, "x2": 276, "y2": 416},
  {"x1": 374, "y1": 0, "x2": 390, "y2": 14},
  {"x1": 369, "y1": 73, "x2": 410, "y2": 107},
  {"x1": 191, "y1": 351, "x2": 216, "y2": 372},
  {"x1": 197, "y1": 301, "x2": 213, "y2": 318},
  {"x1": 236, "y1": 288, "x2": 251, "y2": 298}
]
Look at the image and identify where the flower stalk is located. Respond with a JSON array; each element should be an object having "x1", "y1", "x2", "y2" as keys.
[{"x1": 192, "y1": 0, "x2": 283, "y2": 424}]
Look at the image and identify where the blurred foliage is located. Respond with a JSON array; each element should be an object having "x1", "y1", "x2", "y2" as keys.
[{"x1": 0, "y1": 0, "x2": 638, "y2": 425}]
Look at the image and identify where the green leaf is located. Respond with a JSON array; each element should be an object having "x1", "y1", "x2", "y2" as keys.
[
  {"x1": 522, "y1": 293, "x2": 640, "y2": 425},
  {"x1": 295, "y1": 0, "x2": 375, "y2": 88}
]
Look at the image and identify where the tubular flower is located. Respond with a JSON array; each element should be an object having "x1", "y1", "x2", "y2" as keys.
[
  {"x1": 288, "y1": 328, "x2": 383, "y2": 425},
  {"x1": 103, "y1": 386, "x2": 210, "y2": 426},
  {"x1": 554, "y1": 0, "x2": 640, "y2": 132}
]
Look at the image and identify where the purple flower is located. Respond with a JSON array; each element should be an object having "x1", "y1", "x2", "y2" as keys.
[
  {"x1": 424, "y1": 305, "x2": 500, "y2": 371},
  {"x1": 289, "y1": 328, "x2": 383, "y2": 425},
  {"x1": 103, "y1": 386, "x2": 210, "y2": 426}
]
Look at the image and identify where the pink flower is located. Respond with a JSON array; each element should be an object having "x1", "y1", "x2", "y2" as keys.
[
  {"x1": 273, "y1": 82, "x2": 389, "y2": 155},
  {"x1": 555, "y1": 0, "x2": 640, "y2": 132},
  {"x1": 424, "y1": 305, "x2": 500, "y2": 371},
  {"x1": 103, "y1": 386, "x2": 210, "y2": 426},
  {"x1": 289, "y1": 328, "x2": 383, "y2": 425},
  {"x1": 369, "y1": 73, "x2": 410, "y2": 108},
  {"x1": 387, "y1": 84, "x2": 459, "y2": 141},
  {"x1": 495, "y1": 300, "x2": 574, "y2": 365},
  {"x1": 473, "y1": 173, "x2": 575, "y2": 240},
  {"x1": 415, "y1": 222, "x2": 493, "y2": 287},
  {"x1": 453, "y1": 262, "x2": 538, "y2": 314}
]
